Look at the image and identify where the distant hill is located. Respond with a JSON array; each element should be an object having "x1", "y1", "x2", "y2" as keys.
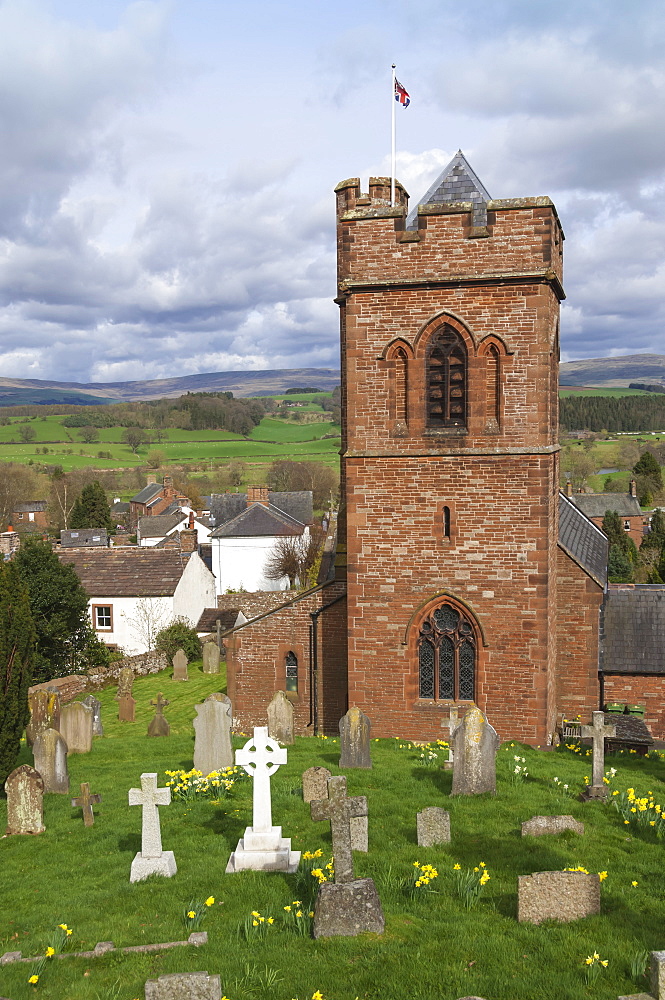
[
  {"x1": 0, "y1": 368, "x2": 341, "y2": 406},
  {"x1": 560, "y1": 354, "x2": 665, "y2": 387}
]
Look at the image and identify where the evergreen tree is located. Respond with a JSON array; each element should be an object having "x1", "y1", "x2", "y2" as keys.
[
  {"x1": 14, "y1": 537, "x2": 91, "y2": 682},
  {"x1": 602, "y1": 510, "x2": 638, "y2": 581},
  {"x1": 69, "y1": 481, "x2": 113, "y2": 531},
  {"x1": 0, "y1": 561, "x2": 35, "y2": 788},
  {"x1": 608, "y1": 545, "x2": 634, "y2": 583},
  {"x1": 632, "y1": 451, "x2": 663, "y2": 504}
]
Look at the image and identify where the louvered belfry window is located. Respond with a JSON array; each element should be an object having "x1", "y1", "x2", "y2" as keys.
[
  {"x1": 418, "y1": 604, "x2": 475, "y2": 701},
  {"x1": 427, "y1": 326, "x2": 467, "y2": 428}
]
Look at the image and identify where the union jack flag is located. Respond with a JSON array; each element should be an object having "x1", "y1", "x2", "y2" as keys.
[{"x1": 394, "y1": 78, "x2": 410, "y2": 108}]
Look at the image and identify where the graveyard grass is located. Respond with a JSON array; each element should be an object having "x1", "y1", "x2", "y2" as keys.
[{"x1": 2, "y1": 671, "x2": 665, "y2": 1000}]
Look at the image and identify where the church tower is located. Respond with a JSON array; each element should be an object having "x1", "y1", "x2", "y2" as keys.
[{"x1": 335, "y1": 153, "x2": 564, "y2": 744}]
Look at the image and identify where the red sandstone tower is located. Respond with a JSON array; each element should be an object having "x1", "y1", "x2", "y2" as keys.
[{"x1": 335, "y1": 152, "x2": 564, "y2": 744}]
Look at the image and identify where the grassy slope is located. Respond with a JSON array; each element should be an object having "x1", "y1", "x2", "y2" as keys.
[{"x1": 1, "y1": 665, "x2": 664, "y2": 999}]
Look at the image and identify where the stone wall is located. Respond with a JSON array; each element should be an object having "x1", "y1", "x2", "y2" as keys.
[
  {"x1": 555, "y1": 547, "x2": 603, "y2": 726},
  {"x1": 217, "y1": 592, "x2": 290, "y2": 619},
  {"x1": 603, "y1": 674, "x2": 665, "y2": 739},
  {"x1": 28, "y1": 650, "x2": 169, "y2": 703}
]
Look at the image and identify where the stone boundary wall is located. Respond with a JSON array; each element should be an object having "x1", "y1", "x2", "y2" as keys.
[
  {"x1": 28, "y1": 651, "x2": 169, "y2": 703},
  {"x1": 216, "y1": 592, "x2": 290, "y2": 619}
]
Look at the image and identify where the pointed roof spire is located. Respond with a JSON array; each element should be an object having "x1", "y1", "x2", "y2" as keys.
[{"x1": 406, "y1": 150, "x2": 491, "y2": 229}]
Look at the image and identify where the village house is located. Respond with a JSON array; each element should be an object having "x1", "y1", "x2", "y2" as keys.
[
  {"x1": 11, "y1": 500, "x2": 48, "y2": 532},
  {"x1": 566, "y1": 481, "x2": 644, "y2": 548},
  {"x1": 128, "y1": 475, "x2": 190, "y2": 527},
  {"x1": 137, "y1": 510, "x2": 212, "y2": 547}
]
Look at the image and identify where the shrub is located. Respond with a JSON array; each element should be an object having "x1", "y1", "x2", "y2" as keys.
[{"x1": 154, "y1": 618, "x2": 202, "y2": 662}]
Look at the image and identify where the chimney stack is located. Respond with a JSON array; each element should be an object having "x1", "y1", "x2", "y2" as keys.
[
  {"x1": 629, "y1": 478, "x2": 637, "y2": 498},
  {"x1": 179, "y1": 527, "x2": 198, "y2": 553},
  {"x1": 188, "y1": 511, "x2": 195, "y2": 529},
  {"x1": 246, "y1": 485, "x2": 270, "y2": 507},
  {"x1": 565, "y1": 481, "x2": 573, "y2": 498}
]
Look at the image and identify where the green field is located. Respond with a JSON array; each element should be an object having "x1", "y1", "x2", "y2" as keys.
[
  {"x1": 559, "y1": 388, "x2": 653, "y2": 397},
  {"x1": 1, "y1": 665, "x2": 665, "y2": 999}
]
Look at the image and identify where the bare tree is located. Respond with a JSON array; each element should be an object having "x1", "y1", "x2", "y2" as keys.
[
  {"x1": 264, "y1": 529, "x2": 324, "y2": 589},
  {"x1": 0, "y1": 462, "x2": 45, "y2": 529},
  {"x1": 124, "y1": 598, "x2": 171, "y2": 651}
]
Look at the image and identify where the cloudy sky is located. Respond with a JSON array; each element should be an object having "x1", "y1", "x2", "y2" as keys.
[{"x1": 0, "y1": 0, "x2": 664, "y2": 384}]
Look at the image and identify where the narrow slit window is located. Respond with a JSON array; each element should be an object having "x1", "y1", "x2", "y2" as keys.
[
  {"x1": 393, "y1": 347, "x2": 408, "y2": 422},
  {"x1": 443, "y1": 505, "x2": 451, "y2": 539},
  {"x1": 285, "y1": 651, "x2": 298, "y2": 692},
  {"x1": 485, "y1": 344, "x2": 500, "y2": 425}
]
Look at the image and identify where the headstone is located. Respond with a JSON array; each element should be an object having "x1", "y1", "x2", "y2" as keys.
[
  {"x1": 82, "y1": 695, "x2": 103, "y2": 736},
  {"x1": 451, "y1": 706, "x2": 500, "y2": 796},
  {"x1": 339, "y1": 706, "x2": 372, "y2": 769},
  {"x1": 193, "y1": 696, "x2": 233, "y2": 774},
  {"x1": 33, "y1": 727, "x2": 69, "y2": 793},
  {"x1": 417, "y1": 807, "x2": 451, "y2": 847},
  {"x1": 148, "y1": 693, "x2": 171, "y2": 737},
  {"x1": 618, "y1": 949, "x2": 665, "y2": 1000},
  {"x1": 71, "y1": 781, "x2": 102, "y2": 827},
  {"x1": 5, "y1": 765, "x2": 45, "y2": 835},
  {"x1": 310, "y1": 775, "x2": 367, "y2": 882},
  {"x1": 521, "y1": 815, "x2": 584, "y2": 837},
  {"x1": 128, "y1": 773, "x2": 177, "y2": 882},
  {"x1": 144, "y1": 971, "x2": 222, "y2": 1000},
  {"x1": 26, "y1": 688, "x2": 60, "y2": 746},
  {"x1": 517, "y1": 870, "x2": 600, "y2": 924},
  {"x1": 440, "y1": 705, "x2": 459, "y2": 769},
  {"x1": 116, "y1": 666, "x2": 134, "y2": 699},
  {"x1": 202, "y1": 643, "x2": 220, "y2": 675},
  {"x1": 302, "y1": 766, "x2": 332, "y2": 803},
  {"x1": 60, "y1": 702, "x2": 93, "y2": 753},
  {"x1": 226, "y1": 726, "x2": 300, "y2": 873},
  {"x1": 267, "y1": 690, "x2": 294, "y2": 745},
  {"x1": 580, "y1": 711, "x2": 616, "y2": 800},
  {"x1": 118, "y1": 694, "x2": 136, "y2": 723},
  {"x1": 172, "y1": 649, "x2": 189, "y2": 681},
  {"x1": 312, "y1": 877, "x2": 385, "y2": 939}
]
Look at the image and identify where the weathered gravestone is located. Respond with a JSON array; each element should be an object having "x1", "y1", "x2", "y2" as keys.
[
  {"x1": 517, "y1": 870, "x2": 600, "y2": 924},
  {"x1": 302, "y1": 766, "x2": 332, "y2": 803},
  {"x1": 226, "y1": 726, "x2": 300, "y2": 873},
  {"x1": 118, "y1": 693, "x2": 136, "y2": 722},
  {"x1": 116, "y1": 668, "x2": 136, "y2": 722},
  {"x1": 267, "y1": 690, "x2": 294, "y2": 745},
  {"x1": 193, "y1": 696, "x2": 233, "y2": 774},
  {"x1": 417, "y1": 807, "x2": 451, "y2": 847},
  {"x1": 60, "y1": 701, "x2": 93, "y2": 753},
  {"x1": 202, "y1": 643, "x2": 220, "y2": 675},
  {"x1": 71, "y1": 781, "x2": 102, "y2": 827},
  {"x1": 82, "y1": 695, "x2": 103, "y2": 736},
  {"x1": 581, "y1": 711, "x2": 616, "y2": 801},
  {"x1": 33, "y1": 727, "x2": 69, "y2": 793},
  {"x1": 310, "y1": 775, "x2": 383, "y2": 937},
  {"x1": 440, "y1": 705, "x2": 459, "y2": 769},
  {"x1": 26, "y1": 688, "x2": 60, "y2": 746},
  {"x1": 521, "y1": 815, "x2": 584, "y2": 837},
  {"x1": 5, "y1": 765, "x2": 45, "y2": 835},
  {"x1": 116, "y1": 666, "x2": 134, "y2": 697},
  {"x1": 617, "y1": 949, "x2": 665, "y2": 1000},
  {"x1": 451, "y1": 706, "x2": 500, "y2": 796},
  {"x1": 128, "y1": 772, "x2": 176, "y2": 882},
  {"x1": 339, "y1": 706, "x2": 372, "y2": 769},
  {"x1": 148, "y1": 693, "x2": 170, "y2": 737},
  {"x1": 172, "y1": 649, "x2": 189, "y2": 681},
  {"x1": 144, "y1": 971, "x2": 222, "y2": 1000}
]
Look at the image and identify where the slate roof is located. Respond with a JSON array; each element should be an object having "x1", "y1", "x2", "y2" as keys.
[
  {"x1": 210, "y1": 503, "x2": 305, "y2": 539},
  {"x1": 130, "y1": 483, "x2": 163, "y2": 504},
  {"x1": 13, "y1": 501, "x2": 47, "y2": 513},
  {"x1": 58, "y1": 548, "x2": 191, "y2": 597},
  {"x1": 61, "y1": 529, "x2": 108, "y2": 548},
  {"x1": 558, "y1": 493, "x2": 609, "y2": 588},
  {"x1": 138, "y1": 513, "x2": 186, "y2": 539},
  {"x1": 601, "y1": 585, "x2": 665, "y2": 675},
  {"x1": 406, "y1": 150, "x2": 492, "y2": 230},
  {"x1": 209, "y1": 491, "x2": 313, "y2": 528},
  {"x1": 196, "y1": 608, "x2": 242, "y2": 632},
  {"x1": 111, "y1": 501, "x2": 130, "y2": 514},
  {"x1": 570, "y1": 493, "x2": 642, "y2": 519}
]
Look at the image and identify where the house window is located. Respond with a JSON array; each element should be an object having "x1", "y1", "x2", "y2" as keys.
[
  {"x1": 17, "y1": 513, "x2": 24, "y2": 520},
  {"x1": 426, "y1": 326, "x2": 467, "y2": 428},
  {"x1": 285, "y1": 651, "x2": 298, "y2": 693},
  {"x1": 92, "y1": 605, "x2": 113, "y2": 631},
  {"x1": 418, "y1": 603, "x2": 475, "y2": 701}
]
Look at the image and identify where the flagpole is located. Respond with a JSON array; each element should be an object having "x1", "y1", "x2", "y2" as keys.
[{"x1": 391, "y1": 63, "x2": 396, "y2": 207}]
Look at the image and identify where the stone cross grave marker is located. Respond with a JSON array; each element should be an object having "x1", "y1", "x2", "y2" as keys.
[
  {"x1": 339, "y1": 706, "x2": 372, "y2": 769},
  {"x1": 26, "y1": 688, "x2": 60, "y2": 746},
  {"x1": 310, "y1": 775, "x2": 368, "y2": 883},
  {"x1": 226, "y1": 726, "x2": 299, "y2": 873},
  {"x1": 33, "y1": 727, "x2": 69, "y2": 793},
  {"x1": 202, "y1": 642, "x2": 220, "y2": 675},
  {"x1": 148, "y1": 693, "x2": 170, "y2": 737},
  {"x1": 71, "y1": 781, "x2": 102, "y2": 827},
  {"x1": 302, "y1": 766, "x2": 332, "y2": 803},
  {"x1": 5, "y1": 765, "x2": 45, "y2": 835},
  {"x1": 267, "y1": 690, "x2": 294, "y2": 744},
  {"x1": 193, "y1": 696, "x2": 233, "y2": 774},
  {"x1": 440, "y1": 705, "x2": 459, "y2": 769},
  {"x1": 172, "y1": 649, "x2": 189, "y2": 681},
  {"x1": 580, "y1": 711, "x2": 616, "y2": 800},
  {"x1": 82, "y1": 695, "x2": 103, "y2": 736},
  {"x1": 60, "y1": 701, "x2": 93, "y2": 753},
  {"x1": 451, "y1": 706, "x2": 500, "y2": 796},
  {"x1": 128, "y1": 772, "x2": 177, "y2": 882}
]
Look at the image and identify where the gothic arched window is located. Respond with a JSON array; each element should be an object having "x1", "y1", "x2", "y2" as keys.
[
  {"x1": 393, "y1": 346, "x2": 408, "y2": 423},
  {"x1": 426, "y1": 326, "x2": 467, "y2": 428},
  {"x1": 418, "y1": 604, "x2": 475, "y2": 701},
  {"x1": 485, "y1": 344, "x2": 500, "y2": 427},
  {"x1": 285, "y1": 651, "x2": 298, "y2": 692}
]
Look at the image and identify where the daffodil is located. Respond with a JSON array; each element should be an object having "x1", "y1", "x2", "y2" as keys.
[
  {"x1": 205, "y1": 896, "x2": 215, "y2": 906},
  {"x1": 28, "y1": 974, "x2": 39, "y2": 984},
  {"x1": 187, "y1": 911, "x2": 196, "y2": 919},
  {"x1": 45, "y1": 946, "x2": 55, "y2": 958}
]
